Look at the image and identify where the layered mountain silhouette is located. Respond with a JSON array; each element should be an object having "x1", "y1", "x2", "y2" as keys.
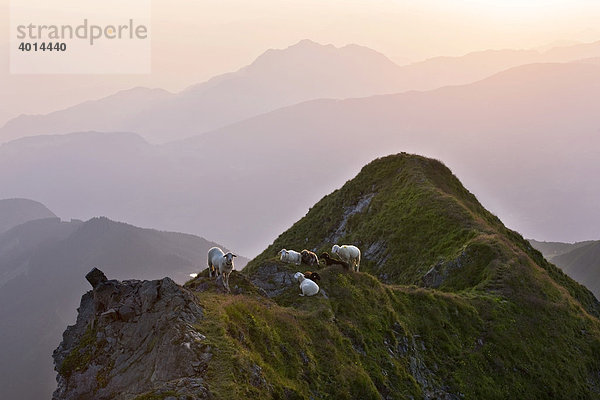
[
  {"x1": 551, "y1": 241, "x2": 600, "y2": 299},
  {"x1": 528, "y1": 239, "x2": 595, "y2": 261},
  {"x1": 0, "y1": 198, "x2": 56, "y2": 233},
  {"x1": 0, "y1": 209, "x2": 247, "y2": 400},
  {"x1": 53, "y1": 154, "x2": 600, "y2": 399},
  {"x1": 2, "y1": 39, "x2": 599, "y2": 143},
  {"x1": 1, "y1": 62, "x2": 598, "y2": 256}
]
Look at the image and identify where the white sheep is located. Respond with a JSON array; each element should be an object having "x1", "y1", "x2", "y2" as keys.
[
  {"x1": 294, "y1": 272, "x2": 320, "y2": 296},
  {"x1": 278, "y1": 249, "x2": 302, "y2": 265},
  {"x1": 332, "y1": 244, "x2": 361, "y2": 272},
  {"x1": 207, "y1": 247, "x2": 237, "y2": 292}
]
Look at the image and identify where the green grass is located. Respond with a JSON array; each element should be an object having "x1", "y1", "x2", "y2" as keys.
[
  {"x1": 59, "y1": 324, "x2": 98, "y2": 379},
  {"x1": 188, "y1": 265, "x2": 600, "y2": 399}
]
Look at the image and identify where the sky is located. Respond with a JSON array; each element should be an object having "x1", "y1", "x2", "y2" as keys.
[{"x1": 1, "y1": 0, "x2": 599, "y2": 95}]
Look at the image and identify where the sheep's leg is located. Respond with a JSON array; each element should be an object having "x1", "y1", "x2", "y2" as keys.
[{"x1": 224, "y1": 272, "x2": 231, "y2": 292}]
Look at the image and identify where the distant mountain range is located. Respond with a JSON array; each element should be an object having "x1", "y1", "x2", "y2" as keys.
[
  {"x1": 1, "y1": 62, "x2": 599, "y2": 256},
  {"x1": 528, "y1": 239, "x2": 595, "y2": 261},
  {"x1": 0, "y1": 198, "x2": 56, "y2": 233},
  {"x1": 530, "y1": 239, "x2": 600, "y2": 299},
  {"x1": 1, "y1": 39, "x2": 599, "y2": 143},
  {"x1": 553, "y1": 242, "x2": 600, "y2": 298},
  {"x1": 0, "y1": 201, "x2": 247, "y2": 400}
]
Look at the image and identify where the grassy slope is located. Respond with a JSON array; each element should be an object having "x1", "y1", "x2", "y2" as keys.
[
  {"x1": 176, "y1": 154, "x2": 600, "y2": 399},
  {"x1": 245, "y1": 154, "x2": 598, "y2": 315}
]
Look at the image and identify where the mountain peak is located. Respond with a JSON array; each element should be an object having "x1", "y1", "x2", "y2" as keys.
[{"x1": 54, "y1": 153, "x2": 600, "y2": 399}]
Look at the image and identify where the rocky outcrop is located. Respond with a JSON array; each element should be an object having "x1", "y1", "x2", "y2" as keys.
[
  {"x1": 53, "y1": 269, "x2": 209, "y2": 400},
  {"x1": 421, "y1": 250, "x2": 469, "y2": 289},
  {"x1": 247, "y1": 263, "x2": 296, "y2": 298}
]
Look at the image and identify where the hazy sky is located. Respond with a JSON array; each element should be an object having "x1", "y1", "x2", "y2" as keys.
[{"x1": 0, "y1": 0, "x2": 599, "y2": 116}]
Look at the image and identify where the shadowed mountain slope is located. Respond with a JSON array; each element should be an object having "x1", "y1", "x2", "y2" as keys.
[
  {"x1": 0, "y1": 198, "x2": 56, "y2": 233},
  {"x1": 528, "y1": 239, "x2": 595, "y2": 261},
  {"x1": 0, "y1": 216, "x2": 247, "y2": 400},
  {"x1": 552, "y1": 241, "x2": 600, "y2": 299}
]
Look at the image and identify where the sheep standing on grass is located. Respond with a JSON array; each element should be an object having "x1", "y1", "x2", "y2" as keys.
[
  {"x1": 294, "y1": 272, "x2": 320, "y2": 296},
  {"x1": 207, "y1": 247, "x2": 237, "y2": 292},
  {"x1": 278, "y1": 249, "x2": 302, "y2": 265},
  {"x1": 320, "y1": 252, "x2": 350, "y2": 270},
  {"x1": 332, "y1": 244, "x2": 361, "y2": 272},
  {"x1": 301, "y1": 250, "x2": 319, "y2": 266}
]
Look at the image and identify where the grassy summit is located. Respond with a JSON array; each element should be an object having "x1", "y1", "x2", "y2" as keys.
[
  {"x1": 246, "y1": 153, "x2": 597, "y2": 312},
  {"x1": 194, "y1": 153, "x2": 600, "y2": 399}
]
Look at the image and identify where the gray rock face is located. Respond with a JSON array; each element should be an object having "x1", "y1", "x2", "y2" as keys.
[
  {"x1": 421, "y1": 250, "x2": 469, "y2": 289},
  {"x1": 248, "y1": 263, "x2": 296, "y2": 298},
  {"x1": 53, "y1": 270, "x2": 210, "y2": 400}
]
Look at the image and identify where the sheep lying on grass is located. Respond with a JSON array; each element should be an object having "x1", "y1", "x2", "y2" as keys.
[
  {"x1": 294, "y1": 272, "x2": 320, "y2": 296},
  {"x1": 320, "y1": 252, "x2": 350, "y2": 270},
  {"x1": 278, "y1": 249, "x2": 302, "y2": 265},
  {"x1": 207, "y1": 247, "x2": 237, "y2": 292},
  {"x1": 303, "y1": 271, "x2": 321, "y2": 281},
  {"x1": 331, "y1": 244, "x2": 361, "y2": 272},
  {"x1": 301, "y1": 249, "x2": 319, "y2": 266}
]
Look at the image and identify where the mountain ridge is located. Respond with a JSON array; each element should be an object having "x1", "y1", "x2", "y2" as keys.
[
  {"x1": 1, "y1": 62, "x2": 599, "y2": 256},
  {"x1": 52, "y1": 153, "x2": 600, "y2": 399},
  {"x1": 552, "y1": 241, "x2": 600, "y2": 299},
  {"x1": 0, "y1": 198, "x2": 57, "y2": 233},
  {"x1": 2, "y1": 39, "x2": 598, "y2": 143}
]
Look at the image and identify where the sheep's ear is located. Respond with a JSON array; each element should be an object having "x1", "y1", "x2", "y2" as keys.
[{"x1": 233, "y1": 254, "x2": 237, "y2": 258}]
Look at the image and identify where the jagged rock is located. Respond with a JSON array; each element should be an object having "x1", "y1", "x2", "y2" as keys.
[
  {"x1": 53, "y1": 275, "x2": 209, "y2": 400},
  {"x1": 85, "y1": 267, "x2": 108, "y2": 289}
]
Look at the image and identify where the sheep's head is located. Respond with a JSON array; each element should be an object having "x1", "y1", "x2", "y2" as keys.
[
  {"x1": 319, "y1": 252, "x2": 329, "y2": 259},
  {"x1": 294, "y1": 272, "x2": 304, "y2": 281},
  {"x1": 332, "y1": 245, "x2": 340, "y2": 255},
  {"x1": 278, "y1": 249, "x2": 287, "y2": 260},
  {"x1": 224, "y1": 252, "x2": 237, "y2": 266}
]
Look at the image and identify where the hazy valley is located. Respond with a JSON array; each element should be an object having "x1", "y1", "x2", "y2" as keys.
[{"x1": 0, "y1": 35, "x2": 599, "y2": 399}]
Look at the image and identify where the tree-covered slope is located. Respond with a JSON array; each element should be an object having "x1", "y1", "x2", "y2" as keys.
[{"x1": 54, "y1": 154, "x2": 600, "y2": 399}]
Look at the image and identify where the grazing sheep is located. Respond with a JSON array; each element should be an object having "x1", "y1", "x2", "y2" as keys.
[
  {"x1": 301, "y1": 249, "x2": 319, "y2": 266},
  {"x1": 303, "y1": 271, "x2": 321, "y2": 281},
  {"x1": 319, "y1": 252, "x2": 350, "y2": 270},
  {"x1": 278, "y1": 249, "x2": 302, "y2": 265},
  {"x1": 207, "y1": 247, "x2": 237, "y2": 292},
  {"x1": 294, "y1": 272, "x2": 320, "y2": 296},
  {"x1": 331, "y1": 245, "x2": 361, "y2": 272}
]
